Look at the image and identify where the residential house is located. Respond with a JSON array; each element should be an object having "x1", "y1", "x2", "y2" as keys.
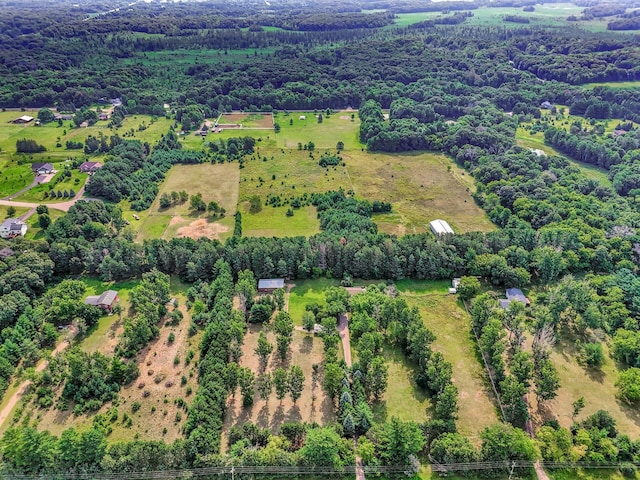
[
  {"x1": 31, "y1": 162, "x2": 54, "y2": 175},
  {"x1": 84, "y1": 290, "x2": 119, "y2": 313},
  {"x1": 98, "y1": 113, "x2": 110, "y2": 121},
  {"x1": 540, "y1": 101, "x2": 553, "y2": 109},
  {"x1": 79, "y1": 161, "x2": 103, "y2": 174},
  {"x1": 0, "y1": 219, "x2": 27, "y2": 239},
  {"x1": 500, "y1": 288, "x2": 531, "y2": 308},
  {"x1": 258, "y1": 278, "x2": 285, "y2": 293}
]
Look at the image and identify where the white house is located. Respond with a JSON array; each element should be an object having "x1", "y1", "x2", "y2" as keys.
[
  {"x1": 0, "y1": 218, "x2": 27, "y2": 239},
  {"x1": 429, "y1": 219, "x2": 454, "y2": 237}
]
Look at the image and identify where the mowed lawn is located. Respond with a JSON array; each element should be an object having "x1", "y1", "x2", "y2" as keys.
[
  {"x1": 288, "y1": 278, "x2": 341, "y2": 326},
  {"x1": 273, "y1": 111, "x2": 362, "y2": 150},
  {"x1": 347, "y1": 151, "x2": 494, "y2": 235},
  {"x1": 372, "y1": 343, "x2": 431, "y2": 424},
  {"x1": 538, "y1": 334, "x2": 640, "y2": 439},
  {"x1": 400, "y1": 282, "x2": 499, "y2": 441},
  {"x1": 242, "y1": 205, "x2": 320, "y2": 238},
  {"x1": 135, "y1": 162, "x2": 240, "y2": 242}
]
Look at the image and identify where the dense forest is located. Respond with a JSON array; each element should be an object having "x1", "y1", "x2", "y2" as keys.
[{"x1": 1, "y1": 0, "x2": 640, "y2": 478}]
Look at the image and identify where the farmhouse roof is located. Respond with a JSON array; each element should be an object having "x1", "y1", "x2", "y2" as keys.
[
  {"x1": 258, "y1": 278, "x2": 285, "y2": 290},
  {"x1": 13, "y1": 115, "x2": 34, "y2": 123},
  {"x1": 32, "y1": 162, "x2": 54, "y2": 172},
  {"x1": 85, "y1": 289, "x2": 118, "y2": 307},
  {"x1": 505, "y1": 288, "x2": 530, "y2": 305},
  {"x1": 429, "y1": 219, "x2": 454, "y2": 235},
  {"x1": 79, "y1": 161, "x2": 102, "y2": 172}
]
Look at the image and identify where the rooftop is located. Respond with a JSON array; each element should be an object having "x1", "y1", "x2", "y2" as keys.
[
  {"x1": 258, "y1": 278, "x2": 285, "y2": 290},
  {"x1": 429, "y1": 219, "x2": 454, "y2": 235}
]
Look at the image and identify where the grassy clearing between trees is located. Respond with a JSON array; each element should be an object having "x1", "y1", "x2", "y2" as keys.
[
  {"x1": 221, "y1": 325, "x2": 336, "y2": 450},
  {"x1": 348, "y1": 151, "x2": 494, "y2": 235},
  {"x1": 536, "y1": 333, "x2": 640, "y2": 439},
  {"x1": 515, "y1": 127, "x2": 613, "y2": 186},
  {"x1": 0, "y1": 204, "x2": 29, "y2": 219},
  {"x1": 273, "y1": 110, "x2": 362, "y2": 150},
  {"x1": 582, "y1": 81, "x2": 640, "y2": 89},
  {"x1": 24, "y1": 208, "x2": 65, "y2": 240},
  {"x1": 372, "y1": 343, "x2": 431, "y2": 424},
  {"x1": 134, "y1": 162, "x2": 240, "y2": 241},
  {"x1": 399, "y1": 282, "x2": 500, "y2": 441},
  {"x1": 288, "y1": 278, "x2": 340, "y2": 326},
  {"x1": 241, "y1": 205, "x2": 320, "y2": 238}
]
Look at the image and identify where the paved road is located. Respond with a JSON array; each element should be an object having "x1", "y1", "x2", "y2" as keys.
[
  {"x1": 0, "y1": 327, "x2": 77, "y2": 430},
  {"x1": 0, "y1": 185, "x2": 86, "y2": 212}
]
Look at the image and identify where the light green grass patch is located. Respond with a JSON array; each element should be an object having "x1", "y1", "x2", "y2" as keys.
[
  {"x1": 402, "y1": 290, "x2": 499, "y2": 440},
  {"x1": 273, "y1": 111, "x2": 362, "y2": 150},
  {"x1": 122, "y1": 48, "x2": 276, "y2": 67},
  {"x1": 288, "y1": 278, "x2": 341, "y2": 326},
  {"x1": 543, "y1": 333, "x2": 640, "y2": 439},
  {"x1": 582, "y1": 81, "x2": 640, "y2": 89},
  {"x1": 14, "y1": 170, "x2": 88, "y2": 203},
  {"x1": 137, "y1": 214, "x2": 172, "y2": 241},
  {"x1": 242, "y1": 205, "x2": 320, "y2": 238},
  {"x1": 372, "y1": 343, "x2": 431, "y2": 423},
  {"x1": 0, "y1": 205, "x2": 29, "y2": 220},
  {"x1": 0, "y1": 157, "x2": 32, "y2": 197},
  {"x1": 24, "y1": 209, "x2": 65, "y2": 240},
  {"x1": 348, "y1": 151, "x2": 494, "y2": 236}
]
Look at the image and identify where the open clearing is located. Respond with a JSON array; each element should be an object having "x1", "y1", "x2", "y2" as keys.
[
  {"x1": 222, "y1": 325, "x2": 335, "y2": 449},
  {"x1": 273, "y1": 110, "x2": 361, "y2": 150},
  {"x1": 399, "y1": 282, "x2": 499, "y2": 441},
  {"x1": 242, "y1": 205, "x2": 320, "y2": 238},
  {"x1": 533, "y1": 333, "x2": 640, "y2": 439},
  {"x1": 217, "y1": 112, "x2": 274, "y2": 129},
  {"x1": 135, "y1": 162, "x2": 239, "y2": 241},
  {"x1": 348, "y1": 151, "x2": 494, "y2": 235},
  {"x1": 372, "y1": 344, "x2": 431, "y2": 424}
]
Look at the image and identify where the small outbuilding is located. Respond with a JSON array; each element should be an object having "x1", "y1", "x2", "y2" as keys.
[
  {"x1": 11, "y1": 115, "x2": 34, "y2": 124},
  {"x1": 430, "y1": 219, "x2": 454, "y2": 237},
  {"x1": 0, "y1": 219, "x2": 27, "y2": 239},
  {"x1": 299, "y1": 115, "x2": 306, "y2": 120},
  {"x1": 540, "y1": 101, "x2": 553, "y2": 109},
  {"x1": 84, "y1": 290, "x2": 119, "y2": 313},
  {"x1": 258, "y1": 278, "x2": 285, "y2": 293}
]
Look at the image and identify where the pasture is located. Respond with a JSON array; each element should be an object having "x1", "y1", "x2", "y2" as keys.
[
  {"x1": 347, "y1": 151, "x2": 494, "y2": 235},
  {"x1": 241, "y1": 205, "x2": 320, "y2": 238},
  {"x1": 273, "y1": 110, "x2": 362, "y2": 150},
  {"x1": 135, "y1": 162, "x2": 239, "y2": 242},
  {"x1": 399, "y1": 282, "x2": 500, "y2": 441},
  {"x1": 217, "y1": 112, "x2": 273, "y2": 129}
]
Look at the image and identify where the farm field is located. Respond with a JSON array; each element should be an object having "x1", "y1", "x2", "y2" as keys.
[
  {"x1": 217, "y1": 112, "x2": 273, "y2": 129},
  {"x1": 242, "y1": 205, "x2": 320, "y2": 238},
  {"x1": 135, "y1": 162, "x2": 239, "y2": 242},
  {"x1": 221, "y1": 325, "x2": 335, "y2": 448},
  {"x1": 399, "y1": 282, "x2": 499, "y2": 440},
  {"x1": 347, "y1": 151, "x2": 494, "y2": 235},
  {"x1": 273, "y1": 110, "x2": 361, "y2": 150}
]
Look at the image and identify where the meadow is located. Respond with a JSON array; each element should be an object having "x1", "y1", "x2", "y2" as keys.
[
  {"x1": 399, "y1": 281, "x2": 500, "y2": 441},
  {"x1": 273, "y1": 110, "x2": 361, "y2": 150}
]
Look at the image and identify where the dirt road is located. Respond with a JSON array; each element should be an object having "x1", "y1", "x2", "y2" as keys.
[{"x1": 0, "y1": 327, "x2": 77, "y2": 430}]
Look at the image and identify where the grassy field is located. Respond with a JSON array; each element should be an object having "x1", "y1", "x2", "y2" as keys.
[
  {"x1": 273, "y1": 111, "x2": 362, "y2": 150},
  {"x1": 372, "y1": 343, "x2": 431, "y2": 424},
  {"x1": 582, "y1": 81, "x2": 640, "y2": 90},
  {"x1": 133, "y1": 162, "x2": 239, "y2": 242},
  {"x1": 242, "y1": 205, "x2": 320, "y2": 238},
  {"x1": 534, "y1": 333, "x2": 640, "y2": 439},
  {"x1": 399, "y1": 282, "x2": 499, "y2": 441},
  {"x1": 14, "y1": 170, "x2": 88, "y2": 203},
  {"x1": 0, "y1": 205, "x2": 29, "y2": 220},
  {"x1": 347, "y1": 151, "x2": 494, "y2": 235}
]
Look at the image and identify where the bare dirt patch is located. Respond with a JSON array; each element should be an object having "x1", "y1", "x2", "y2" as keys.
[
  {"x1": 222, "y1": 325, "x2": 335, "y2": 451},
  {"x1": 339, "y1": 115, "x2": 351, "y2": 120},
  {"x1": 176, "y1": 218, "x2": 229, "y2": 239}
]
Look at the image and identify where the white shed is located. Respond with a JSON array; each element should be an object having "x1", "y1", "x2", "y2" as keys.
[{"x1": 429, "y1": 219, "x2": 454, "y2": 237}]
